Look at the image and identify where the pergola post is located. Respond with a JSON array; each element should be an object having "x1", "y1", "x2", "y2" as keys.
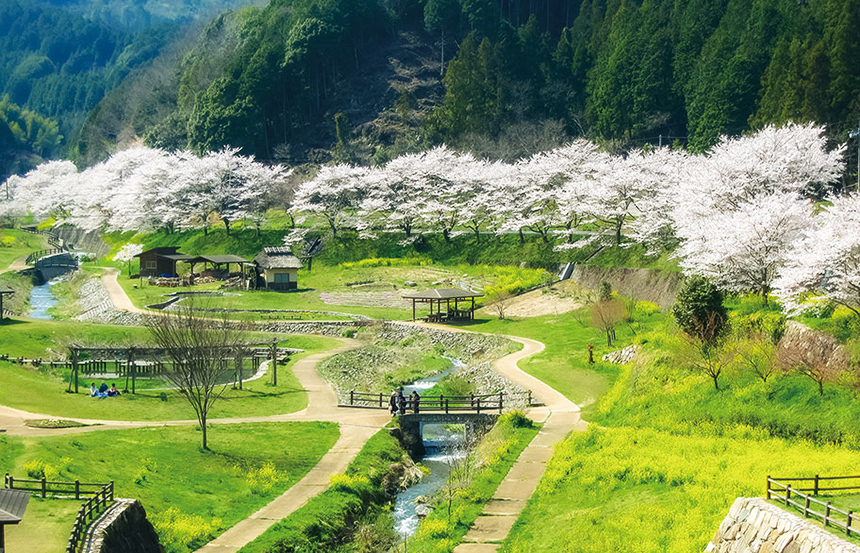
[
  {"x1": 271, "y1": 339, "x2": 278, "y2": 386},
  {"x1": 128, "y1": 348, "x2": 136, "y2": 394},
  {"x1": 412, "y1": 299, "x2": 416, "y2": 321},
  {"x1": 471, "y1": 297, "x2": 475, "y2": 319}
]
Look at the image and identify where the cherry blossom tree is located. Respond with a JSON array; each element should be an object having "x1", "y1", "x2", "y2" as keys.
[
  {"x1": 774, "y1": 193, "x2": 860, "y2": 317},
  {"x1": 293, "y1": 164, "x2": 369, "y2": 239},
  {"x1": 113, "y1": 243, "x2": 144, "y2": 275}
]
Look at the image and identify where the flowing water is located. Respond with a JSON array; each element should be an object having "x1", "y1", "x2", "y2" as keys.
[
  {"x1": 392, "y1": 356, "x2": 469, "y2": 538},
  {"x1": 29, "y1": 280, "x2": 59, "y2": 320}
]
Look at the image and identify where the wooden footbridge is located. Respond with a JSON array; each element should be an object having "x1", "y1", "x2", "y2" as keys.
[{"x1": 341, "y1": 390, "x2": 533, "y2": 414}]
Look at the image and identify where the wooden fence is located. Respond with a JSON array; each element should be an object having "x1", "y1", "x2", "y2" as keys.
[
  {"x1": 4, "y1": 473, "x2": 115, "y2": 553},
  {"x1": 344, "y1": 391, "x2": 534, "y2": 414},
  {"x1": 766, "y1": 475, "x2": 860, "y2": 538}
]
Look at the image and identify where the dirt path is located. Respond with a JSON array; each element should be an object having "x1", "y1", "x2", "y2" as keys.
[
  {"x1": 100, "y1": 267, "x2": 147, "y2": 314},
  {"x1": 2, "y1": 279, "x2": 577, "y2": 553},
  {"x1": 0, "y1": 255, "x2": 29, "y2": 274}
]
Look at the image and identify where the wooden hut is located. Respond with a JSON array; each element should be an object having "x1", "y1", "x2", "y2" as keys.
[
  {"x1": 402, "y1": 288, "x2": 484, "y2": 322},
  {"x1": 0, "y1": 488, "x2": 29, "y2": 551},
  {"x1": 134, "y1": 247, "x2": 193, "y2": 278},
  {"x1": 254, "y1": 246, "x2": 302, "y2": 290}
]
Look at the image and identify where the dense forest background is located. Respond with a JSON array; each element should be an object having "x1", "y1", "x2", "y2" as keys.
[{"x1": 5, "y1": 0, "x2": 860, "y2": 172}]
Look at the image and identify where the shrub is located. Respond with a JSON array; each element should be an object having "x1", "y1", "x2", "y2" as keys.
[
  {"x1": 672, "y1": 276, "x2": 728, "y2": 344},
  {"x1": 150, "y1": 508, "x2": 221, "y2": 551}
]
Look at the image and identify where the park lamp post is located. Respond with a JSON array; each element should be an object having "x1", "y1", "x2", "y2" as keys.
[{"x1": 850, "y1": 122, "x2": 860, "y2": 192}]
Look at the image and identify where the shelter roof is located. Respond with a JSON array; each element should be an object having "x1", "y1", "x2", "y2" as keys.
[
  {"x1": 255, "y1": 247, "x2": 303, "y2": 269},
  {"x1": 186, "y1": 255, "x2": 250, "y2": 265},
  {"x1": 160, "y1": 254, "x2": 194, "y2": 261},
  {"x1": 0, "y1": 488, "x2": 29, "y2": 524},
  {"x1": 402, "y1": 288, "x2": 484, "y2": 300},
  {"x1": 134, "y1": 247, "x2": 182, "y2": 258}
]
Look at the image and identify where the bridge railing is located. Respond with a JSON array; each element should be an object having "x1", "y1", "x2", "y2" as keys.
[
  {"x1": 25, "y1": 248, "x2": 70, "y2": 265},
  {"x1": 343, "y1": 391, "x2": 534, "y2": 413}
]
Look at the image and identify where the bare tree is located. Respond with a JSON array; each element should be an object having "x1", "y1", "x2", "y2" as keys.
[
  {"x1": 485, "y1": 286, "x2": 515, "y2": 320},
  {"x1": 737, "y1": 332, "x2": 779, "y2": 382},
  {"x1": 776, "y1": 338, "x2": 849, "y2": 396},
  {"x1": 677, "y1": 313, "x2": 739, "y2": 391},
  {"x1": 145, "y1": 301, "x2": 249, "y2": 449},
  {"x1": 591, "y1": 299, "x2": 625, "y2": 346}
]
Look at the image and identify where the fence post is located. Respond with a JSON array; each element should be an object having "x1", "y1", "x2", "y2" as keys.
[
  {"x1": 379, "y1": 392, "x2": 383, "y2": 408},
  {"x1": 42, "y1": 476, "x2": 47, "y2": 498},
  {"x1": 499, "y1": 392, "x2": 503, "y2": 413},
  {"x1": 785, "y1": 486, "x2": 791, "y2": 506},
  {"x1": 814, "y1": 474, "x2": 820, "y2": 495},
  {"x1": 825, "y1": 502, "x2": 831, "y2": 527},
  {"x1": 847, "y1": 511, "x2": 853, "y2": 536},
  {"x1": 766, "y1": 476, "x2": 771, "y2": 499},
  {"x1": 350, "y1": 390, "x2": 354, "y2": 406},
  {"x1": 445, "y1": 398, "x2": 449, "y2": 414},
  {"x1": 75, "y1": 480, "x2": 80, "y2": 500},
  {"x1": 476, "y1": 397, "x2": 481, "y2": 413},
  {"x1": 7, "y1": 475, "x2": 13, "y2": 490},
  {"x1": 804, "y1": 495, "x2": 810, "y2": 517}
]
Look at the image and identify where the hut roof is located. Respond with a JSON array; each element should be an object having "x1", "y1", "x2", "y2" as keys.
[
  {"x1": 402, "y1": 288, "x2": 484, "y2": 300},
  {"x1": 0, "y1": 489, "x2": 29, "y2": 524},
  {"x1": 187, "y1": 254, "x2": 250, "y2": 265},
  {"x1": 255, "y1": 247, "x2": 303, "y2": 270}
]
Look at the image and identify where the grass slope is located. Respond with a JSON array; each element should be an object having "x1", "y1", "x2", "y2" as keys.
[{"x1": 0, "y1": 422, "x2": 339, "y2": 553}]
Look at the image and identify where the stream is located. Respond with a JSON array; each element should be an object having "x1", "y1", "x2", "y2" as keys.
[
  {"x1": 392, "y1": 356, "x2": 469, "y2": 538},
  {"x1": 29, "y1": 279, "x2": 59, "y2": 320}
]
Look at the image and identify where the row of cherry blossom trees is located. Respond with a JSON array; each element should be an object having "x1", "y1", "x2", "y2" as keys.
[
  {"x1": 0, "y1": 146, "x2": 285, "y2": 236},
  {"x1": 1, "y1": 123, "x2": 857, "y2": 315}
]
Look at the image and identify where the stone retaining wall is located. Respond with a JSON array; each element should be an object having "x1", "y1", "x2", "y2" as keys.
[
  {"x1": 706, "y1": 497, "x2": 860, "y2": 553},
  {"x1": 82, "y1": 499, "x2": 164, "y2": 553},
  {"x1": 571, "y1": 265, "x2": 683, "y2": 308}
]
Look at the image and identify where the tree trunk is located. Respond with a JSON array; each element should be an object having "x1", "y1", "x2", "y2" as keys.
[
  {"x1": 818, "y1": 379, "x2": 824, "y2": 396},
  {"x1": 712, "y1": 373, "x2": 720, "y2": 391},
  {"x1": 606, "y1": 329, "x2": 612, "y2": 346},
  {"x1": 223, "y1": 218, "x2": 231, "y2": 236},
  {"x1": 201, "y1": 412, "x2": 208, "y2": 450},
  {"x1": 443, "y1": 229, "x2": 451, "y2": 243},
  {"x1": 519, "y1": 229, "x2": 525, "y2": 244},
  {"x1": 473, "y1": 227, "x2": 481, "y2": 243}
]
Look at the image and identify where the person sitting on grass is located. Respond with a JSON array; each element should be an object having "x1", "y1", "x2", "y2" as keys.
[
  {"x1": 89, "y1": 383, "x2": 99, "y2": 397},
  {"x1": 108, "y1": 383, "x2": 121, "y2": 397},
  {"x1": 98, "y1": 381, "x2": 108, "y2": 396}
]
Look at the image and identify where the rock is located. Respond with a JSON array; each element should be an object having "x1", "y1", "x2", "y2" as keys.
[
  {"x1": 404, "y1": 281, "x2": 418, "y2": 287},
  {"x1": 416, "y1": 505, "x2": 433, "y2": 518},
  {"x1": 602, "y1": 345, "x2": 638, "y2": 364}
]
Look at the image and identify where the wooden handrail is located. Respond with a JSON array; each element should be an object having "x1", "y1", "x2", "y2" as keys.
[{"x1": 767, "y1": 476, "x2": 860, "y2": 538}]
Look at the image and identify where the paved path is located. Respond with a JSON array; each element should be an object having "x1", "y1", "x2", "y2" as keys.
[
  {"x1": 2, "y1": 278, "x2": 579, "y2": 553},
  {"x1": 100, "y1": 267, "x2": 147, "y2": 314}
]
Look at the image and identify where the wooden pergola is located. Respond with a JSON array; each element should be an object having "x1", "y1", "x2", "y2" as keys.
[
  {"x1": 183, "y1": 254, "x2": 253, "y2": 287},
  {"x1": 66, "y1": 339, "x2": 289, "y2": 394},
  {"x1": 0, "y1": 287, "x2": 13, "y2": 320},
  {"x1": 402, "y1": 288, "x2": 484, "y2": 322}
]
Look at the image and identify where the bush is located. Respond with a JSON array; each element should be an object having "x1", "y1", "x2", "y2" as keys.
[
  {"x1": 150, "y1": 508, "x2": 221, "y2": 551},
  {"x1": 672, "y1": 276, "x2": 728, "y2": 344}
]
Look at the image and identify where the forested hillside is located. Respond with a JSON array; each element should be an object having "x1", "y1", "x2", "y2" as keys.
[
  {"x1": 0, "y1": 0, "x2": 263, "y2": 167},
  {"x1": 51, "y1": 0, "x2": 860, "y2": 168}
]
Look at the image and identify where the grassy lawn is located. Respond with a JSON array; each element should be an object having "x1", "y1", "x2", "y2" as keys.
[
  {"x1": 501, "y1": 426, "x2": 860, "y2": 553},
  {"x1": 4, "y1": 497, "x2": 81, "y2": 553},
  {"x1": 0, "y1": 422, "x2": 339, "y2": 553},
  {"x1": 0, "y1": 319, "x2": 339, "y2": 420},
  {"x1": 454, "y1": 308, "x2": 663, "y2": 417},
  {"x1": 0, "y1": 228, "x2": 46, "y2": 270}
]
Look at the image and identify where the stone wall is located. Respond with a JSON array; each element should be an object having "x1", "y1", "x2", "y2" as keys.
[
  {"x1": 706, "y1": 497, "x2": 860, "y2": 553},
  {"x1": 54, "y1": 225, "x2": 111, "y2": 258},
  {"x1": 570, "y1": 265, "x2": 683, "y2": 308},
  {"x1": 82, "y1": 499, "x2": 164, "y2": 553}
]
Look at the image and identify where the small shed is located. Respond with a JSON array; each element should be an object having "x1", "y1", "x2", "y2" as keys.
[
  {"x1": 402, "y1": 288, "x2": 484, "y2": 322},
  {"x1": 0, "y1": 286, "x2": 13, "y2": 320},
  {"x1": 254, "y1": 246, "x2": 302, "y2": 290},
  {"x1": 134, "y1": 247, "x2": 193, "y2": 278},
  {"x1": 0, "y1": 488, "x2": 29, "y2": 550}
]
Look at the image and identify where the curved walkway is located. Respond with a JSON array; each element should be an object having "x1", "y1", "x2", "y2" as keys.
[{"x1": 3, "y1": 278, "x2": 581, "y2": 553}]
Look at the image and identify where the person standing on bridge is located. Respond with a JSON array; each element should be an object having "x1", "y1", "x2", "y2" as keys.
[
  {"x1": 388, "y1": 391, "x2": 398, "y2": 417},
  {"x1": 410, "y1": 391, "x2": 420, "y2": 414},
  {"x1": 396, "y1": 387, "x2": 406, "y2": 415}
]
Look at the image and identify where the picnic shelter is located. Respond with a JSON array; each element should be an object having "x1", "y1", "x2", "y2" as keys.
[{"x1": 402, "y1": 288, "x2": 484, "y2": 322}]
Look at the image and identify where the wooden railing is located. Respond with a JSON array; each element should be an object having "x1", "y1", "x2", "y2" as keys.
[
  {"x1": 767, "y1": 475, "x2": 860, "y2": 538},
  {"x1": 4, "y1": 473, "x2": 114, "y2": 553},
  {"x1": 25, "y1": 247, "x2": 69, "y2": 265},
  {"x1": 343, "y1": 391, "x2": 534, "y2": 413}
]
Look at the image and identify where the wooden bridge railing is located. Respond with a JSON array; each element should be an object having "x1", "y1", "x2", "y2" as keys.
[
  {"x1": 4, "y1": 473, "x2": 114, "y2": 553},
  {"x1": 25, "y1": 248, "x2": 69, "y2": 265},
  {"x1": 766, "y1": 475, "x2": 860, "y2": 538},
  {"x1": 343, "y1": 390, "x2": 534, "y2": 414}
]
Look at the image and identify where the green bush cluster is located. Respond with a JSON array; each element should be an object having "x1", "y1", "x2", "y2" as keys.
[{"x1": 150, "y1": 508, "x2": 222, "y2": 552}]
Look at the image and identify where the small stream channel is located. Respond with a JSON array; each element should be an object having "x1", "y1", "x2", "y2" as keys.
[
  {"x1": 29, "y1": 279, "x2": 60, "y2": 320},
  {"x1": 392, "y1": 356, "x2": 469, "y2": 538}
]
